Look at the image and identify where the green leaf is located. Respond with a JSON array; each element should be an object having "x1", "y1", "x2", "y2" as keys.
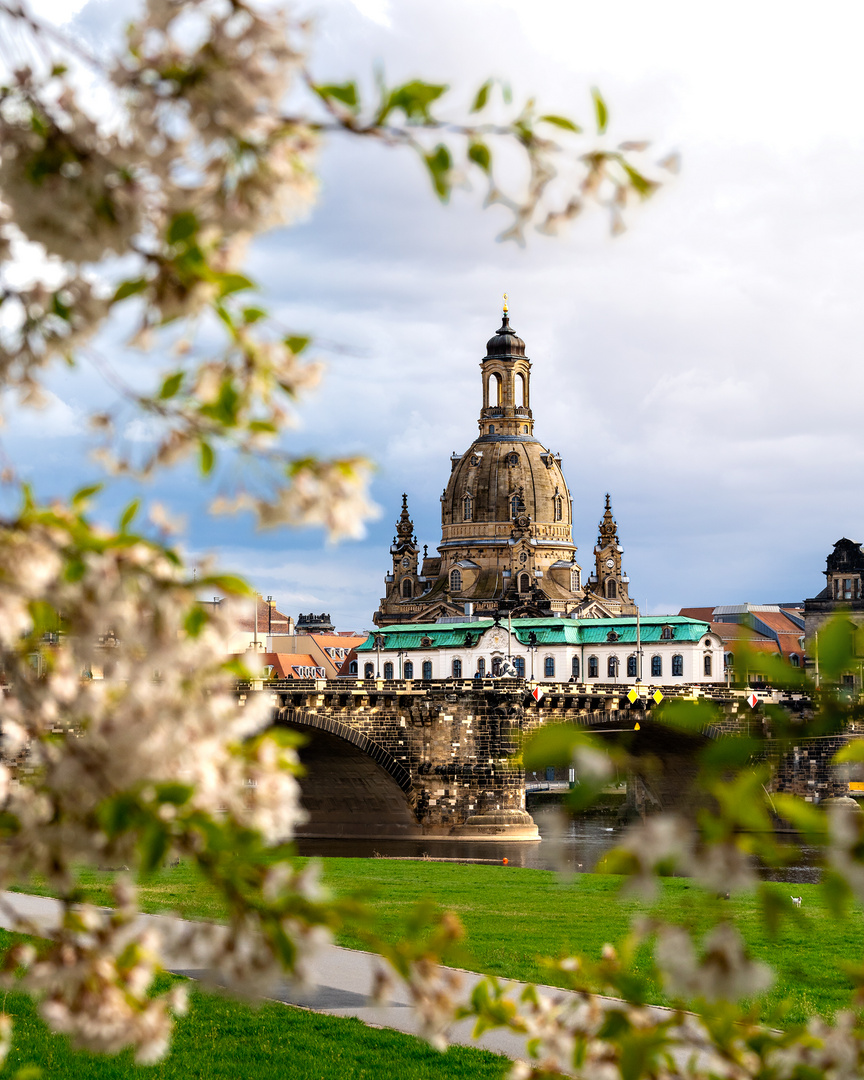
[
  {"x1": 113, "y1": 278, "x2": 148, "y2": 303},
  {"x1": 159, "y1": 371, "x2": 183, "y2": 400},
  {"x1": 201, "y1": 573, "x2": 252, "y2": 596},
  {"x1": 199, "y1": 441, "x2": 214, "y2": 476},
  {"x1": 834, "y1": 739, "x2": 864, "y2": 763},
  {"x1": 770, "y1": 793, "x2": 829, "y2": 839},
  {"x1": 285, "y1": 335, "x2": 311, "y2": 355},
  {"x1": 381, "y1": 80, "x2": 448, "y2": 124},
  {"x1": 592, "y1": 86, "x2": 608, "y2": 133},
  {"x1": 242, "y1": 307, "x2": 267, "y2": 324},
  {"x1": 184, "y1": 605, "x2": 207, "y2": 638},
  {"x1": 539, "y1": 114, "x2": 582, "y2": 133},
  {"x1": 523, "y1": 724, "x2": 602, "y2": 770},
  {"x1": 119, "y1": 498, "x2": 140, "y2": 531},
  {"x1": 154, "y1": 782, "x2": 193, "y2": 806},
  {"x1": 621, "y1": 161, "x2": 658, "y2": 199},
  {"x1": 471, "y1": 79, "x2": 491, "y2": 113},
  {"x1": 699, "y1": 736, "x2": 763, "y2": 770},
  {"x1": 423, "y1": 144, "x2": 452, "y2": 201},
  {"x1": 140, "y1": 821, "x2": 169, "y2": 872},
  {"x1": 167, "y1": 211, "x2": 199, "y2": 245},
  {"x1": 71, "y1": 483, "x2": 102, "y2": 506},
  {"x1": 315, "y1": 81, "x2": 359, "y2": 109},
  {"x1": 467, "y1": 141, "x2": 491, "y2": 173},
  {"x1": 216, "y1": 273, "x2": 254, "y2": 298}
]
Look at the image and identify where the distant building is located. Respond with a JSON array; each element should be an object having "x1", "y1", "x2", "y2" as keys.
[
  {"x1": 804, "y1": 538, "x2": 864, "y2": 687},
  {"x1": 374, "y1": 305, "x2": 636, "y2": 626},
  {"x1": 296, "y1": 612, "x2": 336, "y2": 634},
  {"x1": 679, "y1": 603, "x2": 805, "y2": 683}
]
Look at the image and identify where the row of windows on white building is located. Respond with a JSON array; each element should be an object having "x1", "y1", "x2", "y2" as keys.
[{"x1": 355, "y1": 653, "x2": 714, "y2": 680}]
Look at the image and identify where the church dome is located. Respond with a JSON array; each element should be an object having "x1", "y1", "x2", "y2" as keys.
[{"x1": 485, "y1": 313, "x2": 526, "y2": 358}]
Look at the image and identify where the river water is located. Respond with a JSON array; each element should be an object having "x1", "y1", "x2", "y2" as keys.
[{"x1": 295, "y1": 810, "x2": 825, "y2": 884}]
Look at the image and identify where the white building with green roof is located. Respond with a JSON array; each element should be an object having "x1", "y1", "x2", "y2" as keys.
[{"x1": 356, "y1": 615, "x2": 723, "y2": 686}]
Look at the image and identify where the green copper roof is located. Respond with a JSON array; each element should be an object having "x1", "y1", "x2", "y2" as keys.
[{"x1": 356, "y1": 616, "x2": 712, "y2": 652}]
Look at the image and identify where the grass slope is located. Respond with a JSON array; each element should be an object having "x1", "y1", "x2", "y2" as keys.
[{"x1": 13, "y1": 859, "x2": 864, "y2": 1027}]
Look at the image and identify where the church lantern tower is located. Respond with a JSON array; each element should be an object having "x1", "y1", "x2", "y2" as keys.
[{"x1": 586, "y1": 495, "x2": 637, "y2": 614}]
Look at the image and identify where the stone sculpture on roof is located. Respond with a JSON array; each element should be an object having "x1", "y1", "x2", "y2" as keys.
[{"x1": 373, "y1": 303, "x2": 638, "y2": 626}]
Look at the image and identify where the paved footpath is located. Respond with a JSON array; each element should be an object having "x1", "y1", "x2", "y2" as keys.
[{"x1": 0, "y1": 890, "x2": 678, "y2": 1065}]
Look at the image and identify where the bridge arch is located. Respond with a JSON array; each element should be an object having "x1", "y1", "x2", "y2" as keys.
[{"x1": 279, "y1": 708, "x2": 421, "y2": 839}]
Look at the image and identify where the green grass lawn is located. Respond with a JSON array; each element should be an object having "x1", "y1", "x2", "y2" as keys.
[
  {"x1": 0, "y1": 939, "x2": 508, "y2": 1080},
  {"x1": 13, "y1": 859, "x2": 863, "y2": 1028}
]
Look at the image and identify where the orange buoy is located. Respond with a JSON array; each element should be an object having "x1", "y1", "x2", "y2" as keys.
[{"x1": 502, "y1": 857, "x2": 509, "y2": 865}]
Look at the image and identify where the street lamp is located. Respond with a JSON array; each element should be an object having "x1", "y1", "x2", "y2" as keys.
[{"x1": 374, "y1": 634, "x2": 385, "y2": 678}]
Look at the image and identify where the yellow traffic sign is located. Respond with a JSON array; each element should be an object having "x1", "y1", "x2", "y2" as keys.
[
  {"x1": 627, "y1": 688, "x2": 638, "y2": 704},
  {"x1": 634, "y1": 722, "x2": 641, "y2": 730},
  {"x1": 652, "y1": 689, "x2": 664, "y2": 704}
]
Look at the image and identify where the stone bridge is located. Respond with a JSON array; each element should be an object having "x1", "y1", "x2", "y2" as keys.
[{"x1": 237, "y1": 679, "x2": 848, "y2": 841}]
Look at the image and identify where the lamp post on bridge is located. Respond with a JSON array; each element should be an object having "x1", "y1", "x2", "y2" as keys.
[{"x1": 374, "y1": 634, "x2": 385, "y2": 678}]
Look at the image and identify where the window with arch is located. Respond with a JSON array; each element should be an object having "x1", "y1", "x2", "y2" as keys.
[
  {"x1": 404, "y1": 660, "x2": 414, "y2": 679},
  {"x1": 608, "y1": 656, "x2": 619, "y2": 678},
  {"x1": 703, "y1": 655, "x2": 712, "y2": 677},
  {"x1": 570, "y1": 568, "x2": 580, "y2": 591},
  {"x1": 477, "y1": 657, "x2": 485, "y2": 677},
  {"x1": 422, "y1": 660, "x2": 433, "y2": 680},
  {"x1": 519, "y1": 573, "x2": 530, "y2": 592},
  {"x1": 725, "y1": 652, "x2": 734, "y2": 669},
  {"x1": 491, "y1": 372, "x2": 502, "y2": 405},
  {"x1": 452, "y1": 658, "x2": 462, "y2": 678},
  {"x1": 514, "y1": 656, "x2": 525, "y2": 677},
  {"x1": 364, "y1": 662, "x2": 374, "y2": 679},
  {"x1": 672, "y1": 654, "x2": 684, "y2": 677},
  {"x1": 554, "y1": 496, "x2": 563, "y2": 522},
  {"x1": 463, "y1": 495, "x2": 473, "y2": 521},
  {"x1": 450, "y1": 568, "x2": 462, "y2": 592},
  {"x1": 510, "y1": 495, "x2": 520, "y2": 518},
  {"x1": 571, "y1": 655, "x2": 580, "y2": 679},
  {"x1": 489, "y1": 425, "x2": 495, "y2": 434},
  {"x1": 544, "y1": 656, "x2": 555, "y2": 678},
  {"x1": 606, "y1": 579, "x2": 617, "y2": 599},
  {"x1": 790, "y1": 654, "x2": 800, "y2": 667},
  {"x1": 517, "y1": 371, "x2": 527, "y2": 407},
  {"x1": 349, "y1": 659, "x2": 358, "y2": 675},
  {"x1": 383, "y1": 661, "x2": 394, "y2": 680},
  {"x1": 651, "y1": 655, "x2": 662, "y2": 677},
  {"x1": 522, "y1": 425, "x2": 528, "y2": 434},
  {"x1": 401, "y1": 578, "x2": 412, "y2": 598},
  {"x1": 661, "y1": 625, "x2": 674, "y2": 640},
  {"x1": 627, "y1": 655, "x2": 637, "y2": 677},
  {"x1": 606, "y1": 631, "x2": 619, "y2": 642},
  {"x1": 588, "y1": 655, "x2": 599, "y2": 678}
]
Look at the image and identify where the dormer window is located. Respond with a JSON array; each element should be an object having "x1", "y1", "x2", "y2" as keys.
[
  {"x1": 570, "y1": 568, "x2": 581, "y2": 591},
  {"x1": 661, "y1": 625, "x2": 674, "y2": 640},
  {"x1": 450, "y1": 568, "x2": 462, "y2": 592},
  {"x1": 463, "y1": 494, "x2": 473, "y2": 521},
  {"x1": 606, "y1": 630, "x2": 619, "y2": 642},
  {"x1": 554, "y1": 496, "x2": 563, "y2": 522}
]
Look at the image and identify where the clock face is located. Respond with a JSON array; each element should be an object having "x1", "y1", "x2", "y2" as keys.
[
  {"x1": 605, "y1": 558, "x2": 615, "y2": 569},
  {"x1": 402, "y1": 557, "x2": 410, "y2": 568}
]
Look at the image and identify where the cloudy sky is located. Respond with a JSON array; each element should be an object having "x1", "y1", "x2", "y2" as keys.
[{"x1": 12, "y1": 0, "x2": 864, "y2": 629}]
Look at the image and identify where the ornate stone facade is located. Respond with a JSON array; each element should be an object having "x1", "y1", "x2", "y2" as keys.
[{"x1": 374, "y1": 306, "x2": 636, "y2": 625}]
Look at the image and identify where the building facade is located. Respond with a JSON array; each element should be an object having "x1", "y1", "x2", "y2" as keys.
[
  {"x1": 356, "y1": 615, "x2": 723, "y2": 687},
  {"x1": 374, "y1": 306, "x2": 636, "y2": 625}
]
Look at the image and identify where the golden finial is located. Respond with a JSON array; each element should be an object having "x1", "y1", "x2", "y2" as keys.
[{"x1": 503, "y1": 292, "x2": 509, "y2": 314}]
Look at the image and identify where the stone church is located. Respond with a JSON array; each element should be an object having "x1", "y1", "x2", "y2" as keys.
[{"x1": 374, "y1": 305, "x2": 638, "y2": 626}]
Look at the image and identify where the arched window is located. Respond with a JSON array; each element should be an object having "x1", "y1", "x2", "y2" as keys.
[
  {"x1": 492, "y1": 657, "x2": 502, "y2": 677},
  {"x1": 606, "y1": 579, "x2": 617, "y2": 599},
  {"x1": 364, "y1": 662, "x2": 374, "y2": 679},
  {"x1": 588, "y1": 655, "x2": 599, "y2": 678},
  {"x1": 492, "y1": 372, "x2": 502, "y2": 405},
  {"x1": 790, "y1": 654, "x2": 800, "y2": 667},
  {"x1": 522, "y1": 425, "x2": 528, "y2": 434},
  {"x1": 452, "y1": 658, "x2": 462, "y2": 678},
  {"x1": 570, "y1": 569, "x2": 580, "y2": 591},
  {"x1": 672, "y1": 654, "x2": 684, "y2": 677},
  {"x1": 404, "y1": 660, "x2": 414, "y2": 679},
  {"x1": 519, "y1": 573, "x2": 530, "y2": 592},
  {"x1": 544, "y1": 656, "x2": 555, "y2": 678},
  {"x1": 607, "y1": 631, "x2": 619, "y2": 642},
  {"x1": 651, "y1": 655, "x2": 662, "y2": 677},
  {"x1": 383, "y1": 661, "x2": 394, "y2": 680},
  {"x1": 349, "y1": 659, "x2": 358, "y2": 675},
  {"x1": 463, "y1": 495, "x2": 473, "y2": 521},
  {"x1": 477, "y1": 657, "x2": 485, "y2": 677},
  {"x1": 401, "y1": 578, "x2": 412, "y2": 598},
  {"x1": 661, "y1": 626, "x2": 674, "y2": 640},
  {"x1": 517, "y1": 371, "x2": 527, "y2": 407},
  {"x1": 554, "y1": 497, "x2": 563, "y2": 522},
  {"x1": 422, "y1": 660, "x2": 433, "y2": 680},
  {"x1": 627, "y1": 655, "x2": 637, "y2": 677},
  {"x1": 703, "y1": 655, "x2": 712, "y2": 677},
  {"x1": 510, "y1": 495, "x2": 520, "y2": 519},
  {"x1": 489, "y1": 425, "x2": 495, "y2": 434},
  {"x1": 514, "y1": 656, "x2": 525, "y2": 677},
  {"x1": 725, "y1": 652, "x2": 734, "y2": 669},
  {"x1": 450, "y1": 568, "x2": 462, "y2": 592},
  {"x1": 571, "y1": 655, "x2": 580, "y2": 679},
  {"x1": 608, "y1": 656, "x2": 619, "y2": 678}
]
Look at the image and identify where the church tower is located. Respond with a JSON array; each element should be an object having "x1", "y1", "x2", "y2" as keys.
[{"x1": 586, "y1": 495, "x2": 637, "y2": 615}]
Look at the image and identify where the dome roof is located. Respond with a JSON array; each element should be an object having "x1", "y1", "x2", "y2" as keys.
[{"x1": 485, "y1": 313, "x2": 526, "y2": 358}]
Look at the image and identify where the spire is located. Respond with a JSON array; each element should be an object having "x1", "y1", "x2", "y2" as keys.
[
  {"x1": 598, "y1": 494, "x2": 618, "y2": 544},
  {"x1": 395, "y1": 493, "x2": 415, "y2": 543}
]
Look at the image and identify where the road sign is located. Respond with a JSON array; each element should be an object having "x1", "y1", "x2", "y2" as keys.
[
  {"x1": 652, "y1": 689, "x2": 664, "y2": 704},
  {"x1": 747, "y1": 692, "x2": 759, "y2": 708},
  {"x1": 627, "y1": 688, "x2": 638, "y2": 704},
  {"x1": 531, "y1": 686, "x2": 544, "y2": 702}
]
